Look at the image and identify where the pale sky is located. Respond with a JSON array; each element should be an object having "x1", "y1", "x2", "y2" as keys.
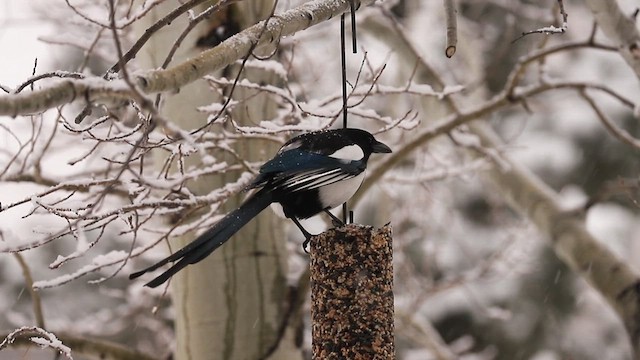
[{"x1": 0, "y1": 0, "x2": 53, "y2": 88}]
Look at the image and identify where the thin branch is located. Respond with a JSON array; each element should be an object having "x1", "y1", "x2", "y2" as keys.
[
  {"x1": 160, "y1": 0, "x2": 240, "y2": 70},
  {"x1": 190, "y1": 0, "x2": 280, "y2": 135},
  {"x1": 580, "y1": 89, "x2": 640, "y2": 150},
  {"x1": 396, "y1": 312, "x2": 458, "y2": 360},
  {"x1": 1, "y1": 328, "x2": 156, "y2": 360},
  {"x1": 108, "y1": 0, "x2": 212, "y2": 73},
  {"x1": 0, "y1": 327, "x2": 71, "y2": 359},
  {"x1": 13, "y1": 253, "x2": 45, "y2": 328},
  {"x1": 514, "y1": 0, "x2": 568, "y2": 42},
  {"x1": 504, "y1": 40, "x2": 616, "y2": 97},
  {"x1": 443, "y1": 0, "x2": 457, "y2": 58},
  {"x1": 13, "y1": 72, "x2": 85, "y2": 94}
]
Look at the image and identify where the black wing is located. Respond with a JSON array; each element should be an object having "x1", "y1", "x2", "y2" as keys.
[{"x1": 247, "y1": 149, "x2": 365, "y2": 191}]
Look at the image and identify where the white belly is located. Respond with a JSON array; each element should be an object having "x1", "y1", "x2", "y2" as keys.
[{"x1": 318, "y1": 171, "x2": 366, "y2": 209}]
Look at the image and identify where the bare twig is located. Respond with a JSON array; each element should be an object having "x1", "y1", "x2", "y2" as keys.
[
  {"x1": 580, "y1": 89, "x2": 640, "y2": 150},
  {"x1": 108, "y1": 0, "x2": 212, "y2": 73},
  {"x1": 161, "y1": 0, "x2": 240, "y2": 70},
  {"x1": 513, "y1": 0, "x2": 568, "y2": 42},
  {"x1": 190, "y1": 0, "x2": 280, "y2": 135},
  {"x1": 13, "y1": 253, "x2": 45, "y2": 328}
]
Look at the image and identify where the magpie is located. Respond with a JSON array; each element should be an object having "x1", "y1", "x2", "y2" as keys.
[{"x1": 129, "y1": 128, "x2": 391, "y2": 287}]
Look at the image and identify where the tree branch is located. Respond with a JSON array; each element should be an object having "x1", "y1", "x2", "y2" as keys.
[
  {"x1": 443, "y1": 0, "x2": 457, "y2": 58},
  {"x1": 0, "y1": 0, "x2": 374, "y2": 117},
  {"x1": 471, "y1": 121, "x2": 640, "y2": 353},
  {"x1": 361, "y1": 5, "x2": 640, "y2": 353},
  {"x1": 137, "y1": 0, "x2": 374, "y2": 93},
  {"x1": 583, "y1": 0, "x2": 640, "y2": 79},
  {"x1": 1, "y1": 328, "x2": 156, "y2": 360},
  {"x1": 13, "y1": 254, "x2": 45, "y2": 328}
]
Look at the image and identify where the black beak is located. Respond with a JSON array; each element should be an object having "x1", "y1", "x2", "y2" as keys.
[{"x1": 372, "y1": 140, "x2": 392, "y2": 153}]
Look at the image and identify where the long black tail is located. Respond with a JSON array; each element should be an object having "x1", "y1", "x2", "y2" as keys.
[{"x1": 129, "y1": 189, "x2": 274, "y2": 287}]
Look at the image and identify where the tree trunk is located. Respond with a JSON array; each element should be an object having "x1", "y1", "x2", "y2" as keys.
[{"x1": 133, "y1": 1, "x2": 299, "y2": 359}]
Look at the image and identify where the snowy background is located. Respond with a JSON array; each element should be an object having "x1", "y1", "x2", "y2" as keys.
[{"x1": 1, "y1": 0, "x2": 640, "y2": 359}]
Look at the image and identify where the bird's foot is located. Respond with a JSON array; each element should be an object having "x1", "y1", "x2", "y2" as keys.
[
  {"x1": 323, "y1": 209, "x2": 344, "y2": 227},
  {"x1": 302, "y1": 237, "x2": 311, "y2": 254}
]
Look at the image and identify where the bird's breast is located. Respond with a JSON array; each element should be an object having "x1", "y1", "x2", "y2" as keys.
[{"x1": 318, "y1": 171, "x2": 366, "y2": 210}]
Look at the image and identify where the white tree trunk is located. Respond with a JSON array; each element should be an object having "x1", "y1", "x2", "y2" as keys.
[{"x1": 133, "y1": 1, "x2": 299, "y2": 358}]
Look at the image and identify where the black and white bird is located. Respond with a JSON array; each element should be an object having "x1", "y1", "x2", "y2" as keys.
[{"x1": 130, "y1": 128, "x2": 392, "y2": 287}]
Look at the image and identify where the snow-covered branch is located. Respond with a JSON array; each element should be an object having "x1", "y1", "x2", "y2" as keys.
[
  {"x1": 0, "y1": 327, "x2": 72, "y2": 359},
  {"x1": 0, "y1": 77, "x2": 132, "y2": 117},
  {"x1": 137, "y1": 0, "x2": 376, "y2": 93},
  {"x1": 0, "y1": 326, "x2": 155, "y2": 360},
  {"x1": 0, "y1": 0, "x2": 376, "y2": 117}
]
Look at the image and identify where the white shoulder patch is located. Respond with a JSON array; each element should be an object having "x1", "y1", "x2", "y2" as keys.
[
  {"x1": 329, "y1": 144, "x2": 364, "y2": 161},
  {"x1": 279, "y1": 140, "x2": 302, "y2": 153}
]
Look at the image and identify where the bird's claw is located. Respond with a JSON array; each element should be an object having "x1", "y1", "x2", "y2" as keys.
[{"x1": 302, "y1": 237, "x2": 311, "y2": 254}]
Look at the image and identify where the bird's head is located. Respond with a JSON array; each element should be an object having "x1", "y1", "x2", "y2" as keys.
[{"x1": 342, "y1": 128, "x2": 392, "y2": 156}]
